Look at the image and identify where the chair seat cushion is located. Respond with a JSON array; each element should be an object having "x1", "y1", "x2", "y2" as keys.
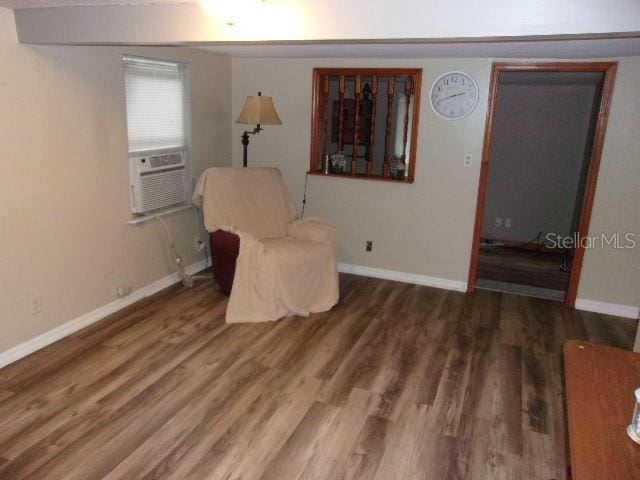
[
  {"x1": 226, "y1": 233, "x2": 339, "y2": 323},
  {"x1": 262, "y1": 237, "x2": 333, "y2": 282}
]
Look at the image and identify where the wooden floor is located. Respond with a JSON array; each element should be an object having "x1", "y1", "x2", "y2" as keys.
[
  {"x1": 0, "y1": 274, "x2": 636, "y2": 480},
  {"x1": 478, "y1": 245, "x2": 571, "y2": 291}
]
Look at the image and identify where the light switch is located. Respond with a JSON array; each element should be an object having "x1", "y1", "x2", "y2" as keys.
[{"x1": 464, "y1": 154, "x2": 472, "y2": 167}]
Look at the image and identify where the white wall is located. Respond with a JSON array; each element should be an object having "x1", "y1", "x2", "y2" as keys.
[
  {"x1": 232, "y1": 57, "x2": 490, "y2": 286},
  {"x1": 578, "y1": 57, "x2": 640, "y2": 305},
  {"x1": 0, "y1": 7, "x2": 232, "y2": 353},
  {"x1": 231, "y1": 56, "x2": 640, "y2": 308}
]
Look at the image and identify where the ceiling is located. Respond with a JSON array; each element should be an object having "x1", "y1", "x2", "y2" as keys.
[
  {"x1": 0, "y1": 0, "x2": 192, "y2": 8},
  {"x1": 4, "y1": 0, "x2": 640, "y2": 59},
  {"x1": 197, "y1": 37, "x2": 640, "y2": 59}
]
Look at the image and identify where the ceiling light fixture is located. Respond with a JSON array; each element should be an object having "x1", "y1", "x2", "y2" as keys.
[{"x1": 199, "y1": 0, "x2": 265, "y2": 27}]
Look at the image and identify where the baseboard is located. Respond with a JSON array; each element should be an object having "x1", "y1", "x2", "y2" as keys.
[
  {"x1": 5, "y1": 259, "x2": 632, "y2": 369},
  {"x1": 338, "y1": 263, "x2": 467, "y2": 292},
  {"x1": 575, "y1": 298, "x2": 639, "y2": 319},
  {"x1": 337, "y1": 264, "x2": 638, "y2": 320},
  {"x1": 0, "y1": 258, "x2": 211, "y2": 369}
]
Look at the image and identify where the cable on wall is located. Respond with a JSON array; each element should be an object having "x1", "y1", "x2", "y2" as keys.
[
  {"x1": 192, "y1": 205, "x2": 214, "y2": 280},
  {"x1": 154, "y1": 214, "x2": 194, "y2": 288},
  {"x1": 300, "y1": 172, "x2": 309, "y2": 218}
]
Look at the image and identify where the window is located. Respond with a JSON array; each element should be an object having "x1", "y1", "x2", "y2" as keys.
[
  {"x1": 310, "y1": 68, "x2": 422, "y2": 183},
  {"x1": 123, "y1": 56, "x2": 190, "y2": 215},
  {"x1": 123, "y1": 56, "x2": 187, "y2": 153}
]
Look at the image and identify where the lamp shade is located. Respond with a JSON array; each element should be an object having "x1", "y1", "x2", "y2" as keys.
[{"x1": 235, "y1": 94, "x2": 282, "y2": 125}]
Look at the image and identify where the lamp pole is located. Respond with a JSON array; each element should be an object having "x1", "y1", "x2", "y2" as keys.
[
  {"x1": 241, "y1": 131, "x2": 250, "y2": 168},
  {"x1": 241, "y1": 91, "x2": 263, "y2": 168},
  {"x1": 241, "y1": 123, "x2": 262, "y2": 168}
]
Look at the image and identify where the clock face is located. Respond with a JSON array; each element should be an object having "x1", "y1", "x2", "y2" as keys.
[{"x1": 430, "y1": 71, "x2": 479, "y2": 120}]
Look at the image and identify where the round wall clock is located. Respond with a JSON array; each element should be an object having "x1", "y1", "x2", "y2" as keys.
[{"x1": 430, "y1": 71, "x2": 479, "y2": 120}]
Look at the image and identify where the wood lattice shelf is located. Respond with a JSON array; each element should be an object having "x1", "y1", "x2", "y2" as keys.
[{"x1": 309, "y1": 68, "x2": 423, "y2": 184}]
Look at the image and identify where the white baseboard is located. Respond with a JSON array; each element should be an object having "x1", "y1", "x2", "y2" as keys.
[
  {"x1": 575, "y1": 298, "x2": 639, "y2": 319},
  {"x1": 0, "y1": 258, "x2": 211, "y2": 369},
  {"x1": 338, "y1": 263, "x2": 638, "y2": 320},
  {"x1": 4, "y1": 259, "x2": 633, "y2": 370},
  {"x1": 338, "y1": 262, "x2": 467, "y2": 292}
]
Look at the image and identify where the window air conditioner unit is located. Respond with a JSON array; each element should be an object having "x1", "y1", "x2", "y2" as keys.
[{"x1": 129, "y1": 152, "x2": 189, "y2": 214}]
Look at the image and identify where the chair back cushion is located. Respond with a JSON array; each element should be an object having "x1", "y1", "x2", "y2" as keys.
[{"x1": 193, "y1": 167, "x2": 298, "y2": 239}]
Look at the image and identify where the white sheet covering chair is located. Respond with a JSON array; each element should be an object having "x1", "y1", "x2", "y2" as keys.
[{"x1": 193, "y1": 167, "x2": 339, "y2": 323}]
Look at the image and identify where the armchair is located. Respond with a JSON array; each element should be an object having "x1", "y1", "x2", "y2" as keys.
[{"x1": 193, "y1": 167, "x2": 339, "y2": 323}]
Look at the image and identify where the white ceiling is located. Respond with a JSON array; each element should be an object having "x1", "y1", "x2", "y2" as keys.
[
  {"x1": 4, "y1": 0, "x2": 640, "y2": 59},
  {"x1": 0, "y1": 0, "x2": 192, "y2": 8},
  {"x1": 197, "y1": 37, "x2": 640, "y2": 59}
]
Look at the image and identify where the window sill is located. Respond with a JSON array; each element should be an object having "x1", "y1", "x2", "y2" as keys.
[
  {"x1": 127, "y1": 203, "x2": 195, "y2": 226},
  {"x1": 306, "y1": 171, "x2": 414, "y2": 184}
]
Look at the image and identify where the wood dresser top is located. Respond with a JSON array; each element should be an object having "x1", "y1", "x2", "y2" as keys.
[{"x1": 564, "y1": 340, "x2": 640, "y2": 480}]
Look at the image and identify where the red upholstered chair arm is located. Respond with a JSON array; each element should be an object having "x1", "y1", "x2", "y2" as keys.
[
  {"x1": 210, "y1": 229, "x2": 240, "y2": 255},
  {"x1": 209, "y1": 230, "x2": 240, "y2": 295}
]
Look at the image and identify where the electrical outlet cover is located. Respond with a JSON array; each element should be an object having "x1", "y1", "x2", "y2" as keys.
[
  {"x1": 195, "y1": 237, "x2": 205, "y2": 251},
  {"x1": 31, "y1": 296, "x2": 43, "y2": 314},
  {"x1": 116, "y1": 285, "x2": 133, "y2": 298}
]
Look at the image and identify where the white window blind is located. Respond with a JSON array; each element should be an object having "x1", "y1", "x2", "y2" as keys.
[{"x1": 123, "y1": 56, "x2": 186, "y2": 153}]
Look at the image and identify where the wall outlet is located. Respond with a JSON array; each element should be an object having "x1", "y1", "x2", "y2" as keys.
[
  {"x1": 116, "y1": 285, "x2": 133, "y2": 298},
  {"x1": 495, "y1": 217, "x2": 503, "y2": 228},
  {"x1": 464, "y1": 154, "x2": 472, "y2": 167},
  {"x1": 31, "y1": 295, "x2": 43, "y2": 315},
  {"x1": 366, "y1": 240, "x2": 373, "y2": 252},
  {"x1": 195, "y1": 234, "x2": 205, "y2": 252},
  {"x1": 505, "y1": 218, "x2": 512, "y2": 228}
]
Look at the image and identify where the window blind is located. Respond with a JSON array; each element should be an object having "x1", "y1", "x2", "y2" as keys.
[{"x1": 123, "y1": 56, "x2": 186, "y2": 153}]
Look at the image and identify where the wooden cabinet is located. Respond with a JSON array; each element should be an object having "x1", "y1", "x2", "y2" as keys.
[{"x1": 564, "y1": 340, "x2": 640, "y2": 479}]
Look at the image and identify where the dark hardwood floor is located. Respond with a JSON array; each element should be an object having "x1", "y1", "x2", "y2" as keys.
[
  {"x1": 0, "y1": 273, "x2": 635, "y2": 479},
  {"x1": 478, "y1": 245, "x2": 571, "y2": 291}
]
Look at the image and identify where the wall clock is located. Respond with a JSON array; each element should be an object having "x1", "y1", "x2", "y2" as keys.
[{"x1": 430, "y1": 71, "x2": 479, "y2": 120}]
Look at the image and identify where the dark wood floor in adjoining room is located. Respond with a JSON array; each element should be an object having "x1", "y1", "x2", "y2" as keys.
[
  {"x1": 0, "y1": 274, "x2": 636, "y2": 480},
  {"x1": 478, "y1": 245, "x2": 571, "y2": 291}
]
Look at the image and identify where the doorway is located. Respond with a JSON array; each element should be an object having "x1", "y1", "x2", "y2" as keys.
[{"x1": 468, "y1": 62, "x2": 617, "y2": 307}]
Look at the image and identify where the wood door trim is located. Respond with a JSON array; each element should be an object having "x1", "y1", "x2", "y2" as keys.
[
  {"x1": 466, "y1": 61, "x2": 618, "y2": 308},
  {"x1": 564, "y1": 63, "x2": 617, "y2": 307},
  {"x1": 467, "y1": 63, "x2": 501, "y2": 295}
]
